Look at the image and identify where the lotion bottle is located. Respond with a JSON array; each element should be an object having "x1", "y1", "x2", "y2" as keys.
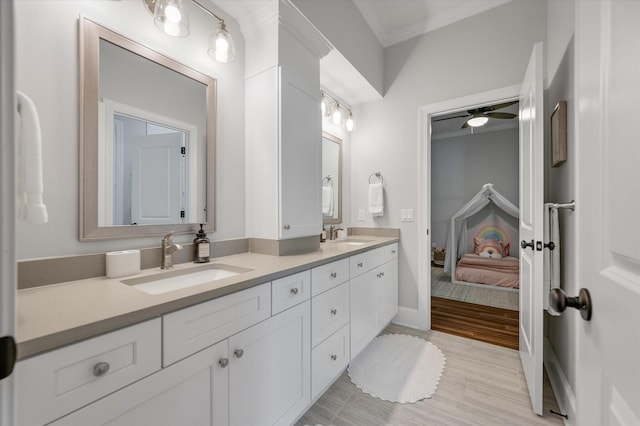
[{"x1": 194, "y1": 224, "x2": 210, "y2": 263}]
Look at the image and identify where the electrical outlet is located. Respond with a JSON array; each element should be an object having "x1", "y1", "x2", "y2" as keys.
[
  {"x1": 401, "y1": 209, "x2": 414, "y2": 222},
  {"x1": 358, "y1": 209, "x2": 365, "y2": 221}
]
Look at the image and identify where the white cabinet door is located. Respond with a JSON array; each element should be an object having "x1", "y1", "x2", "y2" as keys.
[
  {"x1": 377, "y1": 259, "x2": 398, "y2": 329},
  {"x1": 279, "y1": 69, "x2": 322, "y2": 239},
  {"x1": 350, "y1": 268, "x2": 378, "y2": 360},
  {"x1": 51, "y1": 339, "x2": 229, "y2": 426},
  {"x1": 229, "y1": 300, "x2": 310, "y2": 426}
]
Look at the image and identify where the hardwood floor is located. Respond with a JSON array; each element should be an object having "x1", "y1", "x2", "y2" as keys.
[
  {"x1": 431, "y1": 296, "x2": 519, "y2": 350},
  {"x1": 297, "y1": 324, "x2": 563, "y2": 426}
]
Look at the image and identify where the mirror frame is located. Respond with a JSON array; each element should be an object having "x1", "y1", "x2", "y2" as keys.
[
  {"x1": 79, "y1": 18, "x2": 217, "y2": 240},
  {"x1": 322, "y1": 131, "x2": 342, "y2": 225}
]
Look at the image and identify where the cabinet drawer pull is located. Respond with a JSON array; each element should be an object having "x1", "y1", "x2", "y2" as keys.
[
  {"x1": 357, "y1": 262, "x2": 363, "y2": 268},
  {"x1": 330, "y1": 354, "x2": 337, "y2": 361},
  {"x1": 290, "y1": 287, "x2": 299, "y2": 295},
  {"x1": 283, "y1": 224, "x2": 291, "y2": 230},
  {"x1": 330, "y1": 308, "x2": 337, "y2": 315},
  {"x1": 234, "y1": 349, "x2": 244, "y2": 358},
  {"x1": 391, "y1": 250, "x2": 396, "y2": 254},
  {"x1": 92, "y1": 362, "x2": 110, "y2": 377},
  {"x1": 330, "y1": 272, "x2": 337, "y2": 279},
  {"x1": 218, "y1": 358, "x2": 229, "y2": 368},
  {"x1": 381, "y1": 272, "x2": 385, "y2": 277},
  {"x1": 377, "y1": 273, "x2": 381, "y2": 278}
]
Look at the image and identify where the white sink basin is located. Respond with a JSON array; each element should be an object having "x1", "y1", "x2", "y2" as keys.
[
  {"x1": 331, "y1": 238, "x2": 373, "y2": 246},
  {"x1": 122, "y1": 263, "x2": 252, "y2": 295}
]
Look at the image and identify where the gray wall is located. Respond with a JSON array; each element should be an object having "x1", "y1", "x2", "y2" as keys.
[
  {"x1": 350, "y1": 0, "x2": 547, "y2": 311},
  {"x1": 431, "y1": 128, "x2": 519, "y2": 249},
  {"x1": 15, "y1": 0, "x2": 246, "y2": 259},
  {"x1": 546, "y1": 0, "x2": 577, "y2": 413}
]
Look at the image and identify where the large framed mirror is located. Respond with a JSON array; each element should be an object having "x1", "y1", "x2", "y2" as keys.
[
  {"x1": 79, "y1": 17, "x2": 216, "y2": 240},
  {"x1": 322, "y1": 132, "x2": 342, "y2": 224}
]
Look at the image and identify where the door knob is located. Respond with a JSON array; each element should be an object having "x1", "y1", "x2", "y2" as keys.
[
  {"x1": 521, "y1": 239, "x2": 534, "y2": 250},
  {"x1": 549, "y1": 288, "x2": 592, "y2": 321}
]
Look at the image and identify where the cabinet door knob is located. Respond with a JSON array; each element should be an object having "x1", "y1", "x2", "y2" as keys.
[
  {"x1": 391, "y1": 250, "x2": 396, "y2": 254},
  {"x1": 330, "y1": 308, "x2": 337, "y2": 315},
  {"x1": 330, "y1": 272, "x2": 337, "y2": 279},
  {"x1": 218, "y1": 358, "x2": 229, "y2": 368},
  {"x1": 290, "y1": 287, "x2": 299, "y2": 295},
  {"x1": 234, "y1": 349, "x2": 244, "y2": 358},
  {"x1": 93, "y1": 362, "x2": 110, "y2": 377},
  {"x1": 357, "y1": 262, "x2": 363, "y2": 268},
  {"x1": 283, "y1": 224, "x2": 291, "y2": 230},
  {"x1": 381, "y1": 272, "x2": 385, "y2": 277},
  {"x1": 330, "y1": 354, "x2": 337, "y2": 361}
]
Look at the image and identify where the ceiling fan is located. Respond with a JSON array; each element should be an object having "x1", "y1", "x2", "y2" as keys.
[{"x1": 433, "y1": 100, "x2": 518, "y2": 129}]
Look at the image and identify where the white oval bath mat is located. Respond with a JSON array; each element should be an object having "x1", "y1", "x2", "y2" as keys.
[{"x1": 348, "y1": 334, "x2": 446, "y2": 403}]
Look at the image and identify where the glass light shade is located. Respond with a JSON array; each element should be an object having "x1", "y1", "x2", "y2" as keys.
[
  {"x1": 208, "y1": 21, "x2": 236, "y2": 63},
  {"x1": 345, "y1": 114, "x2": 354, "y2": 131},
  {"x1": 153, "y1": 0, "x2": 190, "y2": 37},
  {"x1": 332, "y1": 105, "x2": 342, "y2": 125},
  {"x1": 467, "y1": 116, "x2": 489, "y2": 127},
  {"x1": 321, "y1": 96, "x2": 331, "y2": 117}
]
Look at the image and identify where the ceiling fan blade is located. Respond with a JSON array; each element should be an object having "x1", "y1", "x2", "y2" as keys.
[
  {"x1": 433, "y1": 114, "x2": 469, "y2": 122},
  {"x1": 485, "y1": 112, "x2": 518, "y2": 119},
  {"x1": 461, "y1": 121, "x2": 470, "y2": 129},
  {"x1": 486, "y1": 100, "x2": 518, "y2": 111}
]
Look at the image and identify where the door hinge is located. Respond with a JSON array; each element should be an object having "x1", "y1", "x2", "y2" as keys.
[
  {"x1": 181, "y1": 147, "x2": 186, "y2": 155},
  {"x1": 0, "y1": 335, "x2": 17, "y2": 380},
  {"x1": 180, "y1": 210, "x2": 185, "y2": 218}
]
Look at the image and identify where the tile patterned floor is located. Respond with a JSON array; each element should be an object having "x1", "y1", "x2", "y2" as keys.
[
  {"x1": 297, "y1": 324, "x2": 563, "y2": 426},
  {"x1": 431, "y1": 267, "x2": 519, "y2": 311}
]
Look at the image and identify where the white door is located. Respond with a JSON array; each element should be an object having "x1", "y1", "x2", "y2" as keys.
[
  {"x1": 574, "y1": 1, "x2": 640, "y2": 424},
  {"x1": 518, "y1": 42, "x2": 544, "y2": 416},
  {"x1": 0, "y1": 2, "x2": 17, "y2": 425},
  {"x1": 130, "y1": 133, "x2": 183, "y2": 225}
]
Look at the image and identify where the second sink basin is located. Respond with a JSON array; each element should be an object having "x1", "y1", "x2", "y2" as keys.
[{"x1": 122, "y1": 263, "x2": 252, "y2": 295}]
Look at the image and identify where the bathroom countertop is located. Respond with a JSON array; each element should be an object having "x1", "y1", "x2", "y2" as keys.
[{"x1": 16, "y1": 236, "x2": 398, "y2": 360}]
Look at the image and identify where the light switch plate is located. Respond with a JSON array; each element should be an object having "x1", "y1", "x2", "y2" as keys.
[
  {"x1": 401, "y1": 209, "x2": 414, "y2": 222},
  {"x1": 358, "y1": 209, "x2": 365, "y2": 221}
]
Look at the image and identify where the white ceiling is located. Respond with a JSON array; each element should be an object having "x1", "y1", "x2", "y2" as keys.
[{"x1": 352, "y1": 0, "x2": 511, "y2": 47}]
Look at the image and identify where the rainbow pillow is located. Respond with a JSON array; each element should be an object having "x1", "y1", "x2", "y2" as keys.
[{"x1": 474, "y1": 237, "x2": 507, "y2": 259}]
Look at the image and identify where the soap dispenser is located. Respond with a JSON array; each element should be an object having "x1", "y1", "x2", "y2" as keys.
[{"x1": 193, "y1": 224, "x2": 210, "y2": 263}]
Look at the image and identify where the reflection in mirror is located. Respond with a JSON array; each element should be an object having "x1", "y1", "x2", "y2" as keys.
[
  {"x1": 80, "y1": 18, "x2": 216, "y2": 240},
  {"x1": 322, "y1": 132, "x2": 342, "y2": 224}
]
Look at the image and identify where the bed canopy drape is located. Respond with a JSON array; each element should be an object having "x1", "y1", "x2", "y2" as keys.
[{"x1": 443, "y1": 183, "x2": 519, "y2": 274}]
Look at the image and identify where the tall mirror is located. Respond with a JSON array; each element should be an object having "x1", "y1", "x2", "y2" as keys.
[
  {"x1": 322, "y1": 132, "x2": 342, "y2": 224},
  {"x1": 80, "y1": 18, "x2": 216, "y2": 240}
]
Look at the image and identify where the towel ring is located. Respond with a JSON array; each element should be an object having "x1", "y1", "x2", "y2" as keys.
[
  {"x1": 322, "y1": 175, "x2": 333, "y2": 188},
  {"x1": 369, "y1": 171, "x2": 384, "y2": 184}
]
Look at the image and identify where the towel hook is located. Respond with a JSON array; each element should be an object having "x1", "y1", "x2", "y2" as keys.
[{"x1": 369, "y1": 171, "x2": 384, "y2": 184}]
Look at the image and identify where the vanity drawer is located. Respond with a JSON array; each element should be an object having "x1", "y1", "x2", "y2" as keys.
[
  {"x1": 272, "y1": 270, "x2": 311, "y2": 315},
  {"x1": 350, "y1": 246, "x2": 385, "y2": 277},
  {"x1": 311, "y1": 324, "x2": 349, "y2": 399},
  {"x1": 16, "y1": 319, "x2": 161, "y2": 426},
  {"x1": 383, "y1": 243, "x2": 398, "y2": 262},
  {"x1": 311, "y1": 258, "x2": 349, "y2": 296},
  {"x1": 163, "y1": 282, "x2": 270, "y2": 366},
  {"x1": 311, "y1": 282, "x2": 349, "y2": 347}
]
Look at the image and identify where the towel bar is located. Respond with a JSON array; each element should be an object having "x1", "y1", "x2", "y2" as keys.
[
  {"x1": 369, "y1": 171, "x2": 384, "y2": 184},
  {"x1": 548, "y1": 200, "x2": 575, "y2": 211}
]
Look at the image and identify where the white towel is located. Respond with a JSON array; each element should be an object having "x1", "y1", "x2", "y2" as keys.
[
  {"x1": 544, "y1": 203, "x2": 560, "y2": 315},
  {"x1": 17, "y1": 91, "x2": 48, "y2": 224},
  {"x1": 322, "y1": 185, "x2": 334, "y2": 216},
  {"x1": 368, "y1": 182, "x2": 384, "y2": 216}
]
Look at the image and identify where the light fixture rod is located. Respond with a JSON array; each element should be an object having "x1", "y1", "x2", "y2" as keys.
[
  {"x1": 321, "y1": 91, "x2": 352, "y2": 115},
  {"x1": 191, "y1": 0, "x2": 224, "y2": 23}
]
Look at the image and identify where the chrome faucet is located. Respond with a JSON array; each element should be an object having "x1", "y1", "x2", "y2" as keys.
[{"x1": 161, "y1": 232, "x2": 183, "y2": 270}]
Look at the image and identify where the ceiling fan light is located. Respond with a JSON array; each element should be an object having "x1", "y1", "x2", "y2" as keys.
[{"x1": 467, "y1": 116, "x2": 489, "y2": 127}]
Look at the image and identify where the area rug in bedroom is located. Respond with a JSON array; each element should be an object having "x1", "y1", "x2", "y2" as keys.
[{"x1": 347, "y1": 334, "x2": 446, "y2": 403}]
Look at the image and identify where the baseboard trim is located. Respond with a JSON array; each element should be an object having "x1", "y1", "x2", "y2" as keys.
[
  {"x1": 392, "y1": 306, "x2": 424, "y2": 330},
  {"x1": 544, "y1": 338, "x2": 575, "y2": 425}
]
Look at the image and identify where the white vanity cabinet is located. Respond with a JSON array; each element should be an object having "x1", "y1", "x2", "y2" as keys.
[
  {"x1": 50, "y1": 339, "x2": 229, "y2": 426},
  {"x1": 350, "y1": 243, "x2": 399, "y2": 360},
  {"x1": 16, "y1": 319, "x2": 161, "y2": 426}
]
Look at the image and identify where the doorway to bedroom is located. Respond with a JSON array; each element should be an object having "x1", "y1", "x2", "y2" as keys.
[{"x1": 428, "y1": 97, "x2": 520, "y2": 349}]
